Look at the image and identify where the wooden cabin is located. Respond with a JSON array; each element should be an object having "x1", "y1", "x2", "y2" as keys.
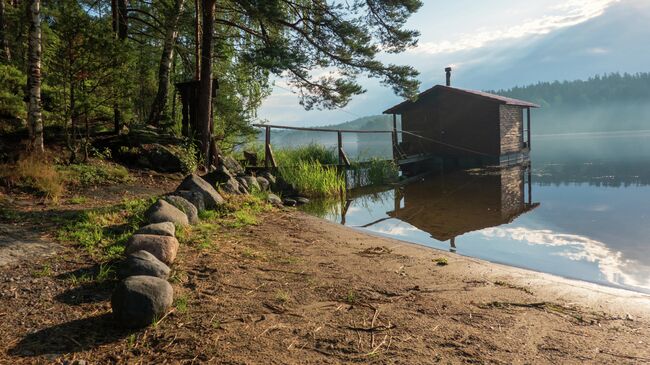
[{"x1": 384, "y1": 72, "x2": 540, "y2": 170}]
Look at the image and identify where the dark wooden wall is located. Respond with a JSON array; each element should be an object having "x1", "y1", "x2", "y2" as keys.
[{"x1": 400, "y1": 89, "x2": 501, "y2": 158}]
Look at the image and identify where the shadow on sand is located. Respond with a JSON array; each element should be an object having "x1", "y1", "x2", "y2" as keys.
[{"x1": 9, "y1": 313, "x2": 135, "y2": 357}]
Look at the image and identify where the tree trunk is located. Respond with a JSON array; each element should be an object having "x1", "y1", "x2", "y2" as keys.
[
  {"x1": 197, "y1": 0, "x2": 215, "y2": 168},
  {"x1": 111, "y1": 0, "x2": 127, "y2": 134},
  {"x1": 0, "y1": 0, "x2": 11, "y2": 62},
  {"x1": 27, "y1": 0, "x2": 43, "y2": 154},
  {"x1": 194, "y1": 0, "x2": 200, "y2": 80},
  {"x1": 147, "y1": 0, "x2": 185, "y2": 127}
]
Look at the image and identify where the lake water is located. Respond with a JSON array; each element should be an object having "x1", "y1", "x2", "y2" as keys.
[{"x1": 302, "y1": 131, "x2": 650, "y2": 294}]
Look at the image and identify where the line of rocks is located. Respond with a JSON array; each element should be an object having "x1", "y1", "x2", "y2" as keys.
[{"x1": 109, "y1": 158, "x2": 308, "y2": 328}]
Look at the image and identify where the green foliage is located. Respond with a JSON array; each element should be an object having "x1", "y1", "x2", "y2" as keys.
[
  {"x1": 279, "y1": 161, "x2": 345, "y2": 197},
  {"x1": 57, "y1": 198, "x2": 153, "y2": 260},
  {"x1": 365, "y1": 159, "x2": 399, "y2": 185},
  {"x1": 177, "y1": 141, "x2": 199, "y2": 173},
  {"x1": 0, "y1": 65, "x2": 27, "y2": 122}
]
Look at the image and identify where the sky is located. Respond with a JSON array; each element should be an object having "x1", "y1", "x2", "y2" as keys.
[{"x1": 257, "y1": 0, "x2": 646, "y2": 127}]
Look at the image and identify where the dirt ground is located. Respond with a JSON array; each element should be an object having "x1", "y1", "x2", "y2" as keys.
[{"x1": 1, "y1": 181, "x2": 650, "y2": 364}]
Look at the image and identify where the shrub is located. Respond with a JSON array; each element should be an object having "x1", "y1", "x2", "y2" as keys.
[{"x1": 0, "y1": 65, "x2": 27, "y2": 121}]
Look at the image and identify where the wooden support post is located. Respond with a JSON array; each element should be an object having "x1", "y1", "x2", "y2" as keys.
[
  {"x1": 528, "y1": 166, "x2": 533, "y2": 205},
  {"x1": 337, "y1": 131, "x2": 350, "y2": 167},
  {"x1": 392, "y1": 114, "x2": 398, "y2": 161},
  {"x1": 527, "y1": 107, "x2": 531, "y2": 150},
  {"x1": 264, "y1": 126, "x2": 276, "y2": 168}
]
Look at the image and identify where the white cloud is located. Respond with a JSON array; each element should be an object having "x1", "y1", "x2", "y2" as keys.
[
  {"x1": 480, "y1": 227, "x2": 650, "y2": 290},
  {"x1": 411, "y1": 0, "x2": 620, "y2": 55}
]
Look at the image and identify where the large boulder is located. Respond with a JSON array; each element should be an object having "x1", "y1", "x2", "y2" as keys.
[
  {"x1": 237, "y1": 176, "x2": 249, "y2": 190},
  {"x1": 256, "y1": 176, "x2": 270, "y2": 191},
  {"x1": 219, "y1": 178, "x2": 242, "y2": 195},
  {"x1": 170, "y1": 190, "x2": 205, "y2": 212},
  {"x1": 203, "y1": 164, "x2": 235, "y2": 186},
  {"x1": 136, "y1": 222, "x2": 176, "y2": 237},
  {"x1": 176, "y1": 174, "x2": 224, "y2": 209},
  {"x1": 145, "y1": 199, "x2": 189, "y2": 226},
  {"x1": 163, "y1": 195, "x2": 199, "y2": 225},
  {"x1": 222, "y1": 155, "x2": 245, "y2": 176},
  {"x1": 261, "y1": 171, "x2": 276, "y2": 185},
  {"x1": 119, "y1": 250, "x2": 171, "y2": 279},
  {"x1": 283, "y1": 198, "x2": 297, "y2": 207},
  {"x1": 125, "y1": 234, "x2": 180, "y2": 265},
  {"x1": 267, "y1": 193, "x2": 282, "y2": 206},
  {"x1": 141, "y1": 144, "x2": 183, "y2": 173},
  {"x1": 111, "y1": 276, "x2": 173, "y2": 328},
  {"x1": 243, "y1": 175, "x2": 260, "y2": 192}
]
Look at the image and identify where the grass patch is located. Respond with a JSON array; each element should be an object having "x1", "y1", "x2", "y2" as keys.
[
  {"x1": 174, "y1": 294, "x2": 189, "y2": 313},
  {"x1": 432, "y1": 257, "x2": 448, "y2": 266},
  {"x1": 57, "y1": 198, "x2": 153, "y2": 260},
  {"x1": 345, "y1": 290, "x2": 358, "y2": 304},
  {"x1": 241, "y1": 247, "x2": 261, "y2": 259},
  {"x1": 275, "y1": 290, "x2": 290, "y2": 303},
  {"x1": 0, "y1": 155, "x2": 65, "y2": 202},
  {"x1": 58, "y1": 160, "x2": 131, "y2": 187},
  {"x1": 32, "y1": 263, "x2": 53, "y2": 278},
  {"x1": 279, "y1": 161, "x2": 345, "y2": 197},
  {"x1": 68, "y1": 195, "x2": 88, "y2": 205}
]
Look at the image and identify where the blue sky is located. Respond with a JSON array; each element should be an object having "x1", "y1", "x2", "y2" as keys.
[{"x1": 257, "y1": 0, "x2": 643, "y2": 127}]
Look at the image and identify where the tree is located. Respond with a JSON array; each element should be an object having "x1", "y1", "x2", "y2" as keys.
[
  {"x1": 147, "y1": 0, "x2": 186, "y2": 127},
  {"x1": 27, "y1": 0, "x2": 43, "y2": 153},
  {"x1": 0, "y1": 0, "x2": 11, "y2": 62},
  {"x1": 197, "y1": 0, "x2": 215, "y2": 167},
  {"x1": 111, "y1": 0, "x2": 128, "y2": 133}
]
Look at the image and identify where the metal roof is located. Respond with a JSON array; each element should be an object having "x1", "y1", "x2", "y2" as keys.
[{"x1": 383, "y1": 85, "x2": 540, "y2": 114}]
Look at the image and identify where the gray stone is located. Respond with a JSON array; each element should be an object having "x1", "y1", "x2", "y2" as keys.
[
  {"x1": 256, "y1": 176, "x2": 270, "y2": 191},
  {"x1": 237, "y1": 176, "x2": 249, "y2": 190},
  {"x1": 111, "y1": 276, "x2": 173, "y2": 328},
  {"x1": 136, "y1": 222, "x2": 176, "y2": 237},
  {"x1": 142, "y1": 144, "x2": 183, "y2": 173},
  {"x1": 262, "y1": 171, "x2": 276, "y2": 185},
  {"x1": 177, "y1": 174, "x2": 224, "y2": 209},
  {"x1": 145, "y1": 199, "x2": 189, "y2": 226},
  {"x1": 244, "y1": 175, "x2": 260, "y2": 192},
  {"x1": 243, "y1": 150, "x2": 258, "y2": 166},
  {"x1": 267, "y1": 193, "x2": 282, "y2": 206},
  {"x1": 119, "y1": 250, "x2": 171, "y2": 279},
  {"x1": 219, "y1": 177, "x2": 242, "y2": 195},
  {"x1": 163, "y1": 195, "x2": 199, "y2": 225},
  {"x1": 125, "y1": 234, "x2": 180, "y2": 265},
  {"x1": 222, "y1": 155, "x2": 245, "y2": 175},
  {"x1": 283, "y1": 198, "x2": 297, "y2": 207},
  {"x1": 295, "y1": 197, "x2": 310, "y2": 205},
  {"x1": 170, "y1": 190, "x2": 205, "y2": 212}
]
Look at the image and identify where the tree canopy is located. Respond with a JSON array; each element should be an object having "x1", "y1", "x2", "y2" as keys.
[{"x1": 0, "y1": 0, "x2": 423, "y2": 158}]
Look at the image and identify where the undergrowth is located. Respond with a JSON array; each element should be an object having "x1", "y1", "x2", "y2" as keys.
[
  {"x1": 279, "y1": 161, "x2": 345, "y2": 197},
  {"x1": 57, "y1": 198, "x2": 153, "y2": 260}
]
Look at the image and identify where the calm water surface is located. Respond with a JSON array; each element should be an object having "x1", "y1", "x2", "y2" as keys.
[{"x1": 302, "y1": 131, "x2": 650, "y2": 294}]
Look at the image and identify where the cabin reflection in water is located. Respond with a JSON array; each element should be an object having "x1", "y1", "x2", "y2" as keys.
[{"x1": 347, "y1": 165, "x2": 539, "y2": 252}]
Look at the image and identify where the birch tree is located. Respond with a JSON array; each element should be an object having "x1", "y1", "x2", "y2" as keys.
[{"x1": 27, "y1": 0, "x2": 43, "y2": 153}]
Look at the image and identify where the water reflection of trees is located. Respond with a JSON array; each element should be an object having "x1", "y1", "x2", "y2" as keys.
[{"x1": 534, "y1": 162, "x2": 650, "y2": 187}]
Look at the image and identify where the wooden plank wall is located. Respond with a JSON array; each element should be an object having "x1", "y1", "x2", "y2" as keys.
[{"x1": 499, "y1": 105, "x2": 524, "y2": 154}]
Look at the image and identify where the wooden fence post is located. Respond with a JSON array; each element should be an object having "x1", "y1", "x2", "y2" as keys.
[{"x1": 264, "y1": 126, "x2": 277, "y2": 168}]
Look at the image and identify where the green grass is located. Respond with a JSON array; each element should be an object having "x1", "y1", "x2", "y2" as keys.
[
  {"x1": 57, "y1": 198, "x2": 153, "y2": 260},
  {"x1": 350, "y1": 158, "x2": 399, "y2": 187},
  {"x1": 32, "y1": 263, "x2": 53, "y2": 278},
  {"x1": 279, "y1": 161, "x2": 345, "y2": 197},
  {"x1": 174, "y1": 294, "x2": 189, "y2": 313},
  {"x1": 58, "y1": 161, "x2": 131, "y2": 187},
  {"x1": 275, "y1": 290, "x2": 290, "y2": 303},
  {"x1": 68, "y1": 195, "x2": 88, "y2": 205},
  {"x1": 433, "y1": 257, "x2": 449, "y2": 266}
]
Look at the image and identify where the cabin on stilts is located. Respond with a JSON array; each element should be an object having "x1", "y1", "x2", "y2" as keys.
[{"x1": 384, "y1": 68, "x2": 540, "y2": 174}]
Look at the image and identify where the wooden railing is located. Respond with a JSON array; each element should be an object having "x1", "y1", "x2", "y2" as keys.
[{"x1": 252, "y1": 123, "x2": 403, "y2": 168}]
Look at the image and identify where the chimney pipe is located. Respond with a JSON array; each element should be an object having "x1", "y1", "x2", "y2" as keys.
[{"x1": 445, "y1": 67, "x2": 452, "y2": 86}]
